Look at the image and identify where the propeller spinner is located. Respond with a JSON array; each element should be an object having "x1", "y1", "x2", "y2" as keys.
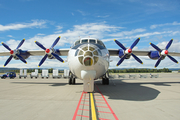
[
  {"x1": 114, "y1": 38, "x2": 143, "y2": 66},
  {"x1": 150, "y1": 39, "x2": 178, "y2": 68},
  {"x1": 35, "y1": 36, "x2": 64, "y2": 67}
]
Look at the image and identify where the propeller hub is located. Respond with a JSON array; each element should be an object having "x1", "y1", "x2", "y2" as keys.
[
  {"x1": 128, "y1": 49, "x2": 132, "y2": 53},
  {"x1": 46, "y1": 49, "x2": 50, "y2": 53},
  {"x1": 10, "y1": 50, "x2": 14, "y2": 54},
  {"x1": 164, "y1": 50, "x2": 168, "y2": 55}
]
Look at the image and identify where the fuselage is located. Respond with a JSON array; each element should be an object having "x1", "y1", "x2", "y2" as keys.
[{"x1": 67, "y1": 38, "x2": 110, "y2": 80}]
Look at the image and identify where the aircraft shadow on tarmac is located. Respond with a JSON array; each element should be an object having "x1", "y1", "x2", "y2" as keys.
[
  {"x1": 11, "y1": 82, "x2": 83, "y2": 86},
  {"x1": 95, "y1": 79, "x2": 180, "y2": 101}
]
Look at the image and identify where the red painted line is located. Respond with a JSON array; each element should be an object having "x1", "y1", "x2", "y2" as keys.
[
  {"x1": 79, "y1": 109, "x2": 89, "y2": 111},
  {"x1": 99, "y1": 118, "x2": 111, "y2": 120},
  {"x1": 94, "y1": 96, "x2": 103, "y2": 98},
  {"x1": 72, "y1": 91, "x2": 84, "y2": 120},
  {"x1": 81, "y1": 100, "x2": 89, "y2": 102},
  {"x1": 77, "y1": 114, "x2": 89, "y2": 118},
  {"x1": 98, "y1": 111, "x2": 112, "y2": 114},
  {"x1": 80, "y1": 104, "x2": 89, "y2": 106},
  {"x1": 97, "y1": 105, "x2": 109, "y2": 108},
  {"x1": 95, "y1": 98, "x2": 104, "y2": 101},
  {"x1": 96, "y1": 102, "x2": 106, "y2": 104},
  {"x1": 95, "y1": 84, "x2": 119, "y2": 120}
]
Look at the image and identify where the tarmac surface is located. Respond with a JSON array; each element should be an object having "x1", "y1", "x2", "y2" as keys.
[{"x1": 0, "y1": 73, "x2": 180, "y2": 120}]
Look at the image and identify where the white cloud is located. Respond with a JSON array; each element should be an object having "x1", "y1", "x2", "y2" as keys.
[
  {"x1": 110, "y1": 28, "x2": 146, "y2": 37},
  {"x1": 0, "y1": 20, "x2": 47, "y2": 31},
  {"x1": 97, "y1": 15, "x2": 110, "y2": 18},
  {"x1": 1, "y1": 22, "x2": 180, "y2": 69},
  {"x1": 77, "y1": 10, "x2": 88, "y2": 16},
  {"x1": 150, "y1": 21, "x2": 180, "y2": 29}
]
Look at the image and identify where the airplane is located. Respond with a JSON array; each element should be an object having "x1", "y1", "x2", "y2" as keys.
[{"x1": 0, "y1": 37, "x2": 180, "y2": 92}]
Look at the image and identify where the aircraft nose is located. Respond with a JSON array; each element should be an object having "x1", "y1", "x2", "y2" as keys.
[{"x1": 77, "y1": 45, "x2": 101, "y2": 66}]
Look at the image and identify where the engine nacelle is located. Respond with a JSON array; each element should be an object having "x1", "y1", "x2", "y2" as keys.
[
  {"x1": 148, "y1": 51, "x2": 165, "y2": 60},
  {"x1": 13, "y1": 49, "x2": 30, "y2": 60},
  {"x1": 118, "y1": 49, "x2": 131, "y2": 59}
]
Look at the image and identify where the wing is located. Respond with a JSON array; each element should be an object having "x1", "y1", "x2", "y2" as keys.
[
  {"x1": 0, "y1": 49, "x2": 70, "y2": 56},
  {"x1": 108, "y1": 49, "x2": 180, "y2": 57},
  {"x1": 108, "y1": 49, "x2": 150, "y2": 56},
  {"x1": 28, "y1": 49, "x2": 70, "y2": 56},
  {"x1": 108, "y1": 48, "x2": 180, "y2": 67}
]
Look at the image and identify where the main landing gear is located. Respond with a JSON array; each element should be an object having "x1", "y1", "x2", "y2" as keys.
[
  {"x1": 69, "y1": 71, "x2": 76, "y2": 85},
  {"x1": 102, "y1": 72, "x2": 109, "y2": 85}
]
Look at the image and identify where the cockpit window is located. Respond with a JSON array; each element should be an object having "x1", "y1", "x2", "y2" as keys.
[
  {"x1": 89, "y1": 39, "x2": 96, "y2": 44},
  {"x1": 82, "y1": 39, "x2": 88, "y2": 43},
  {"x1": 75, "y1": 40, "x2": 80, "y2": 46},
  {"x1": 97, "y1": 40, "x2": 105, "y2": 47},
  {"x1": 75, "y1": 49, "x2": 79, "y2": 56}
]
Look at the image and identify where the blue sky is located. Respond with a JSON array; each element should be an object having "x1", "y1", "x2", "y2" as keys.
[{"x1": 0, "y1": 0, "x2": 180, "y2": 69}]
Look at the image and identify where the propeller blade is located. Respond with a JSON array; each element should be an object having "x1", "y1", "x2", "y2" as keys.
[
  {"x1": 16, "y1": 39, "x2": 25, "y2": 49},
  {"x1": 130, "y1": 38, "x2": 140, "y2": 49},
  {"x1": 51, "y1": 52, "x2": 64, "y2": 63},
  {"x1": 35, "y1": 41, "x2": 46, "y2": 50},
  {"x1": 16, "y1": 54, "x2": 27, "y2": 64},
  {"x1": 114, "y1": 39, "x2": 126, "y2": 50},
  {"x1": 131, "y1": 53, "x2": 143, "y2": 64},
  {"x1": 1, "y1": 42, "x2": 11, "y2": 51},
  {"x1": 155, "y1": 56, "x2": 162, "y2": 68},
  {"x1": 38, "y1": 54, "x2": 48, "y2": 67},
  {"x1": 167, "y1": 55, "x2": 178, "y2": 63},
  {"x1": 117, "y1": 54, "x2": 127, "y2": 66},
  {"x1": 165, "y1": 39, "x2": 173, "y2": 50},
  {"x1": 150, "y1": 43, "x2": 162, "y2": 52},
  {"x1": 4, "y1": 55, "x2": 13, "y2": 67},
  {"x1": 50, "y1": 36, "x2": 60, "y2": 49}
]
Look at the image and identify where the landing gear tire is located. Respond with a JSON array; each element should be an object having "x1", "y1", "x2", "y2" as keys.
[
  {"x1": 72, "y1": 78, "x2": 76, "y2": 84},
  {"x1": 69, "y1": 78, "x2": 72, "y2": 85},
  {"x1": 102, "y1": 78, "x2": 109, "y2": 85}
]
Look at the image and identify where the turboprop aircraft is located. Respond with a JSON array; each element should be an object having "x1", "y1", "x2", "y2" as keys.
[{"x1": 0, "y1": 37, "x2": 180, "y2": 92}]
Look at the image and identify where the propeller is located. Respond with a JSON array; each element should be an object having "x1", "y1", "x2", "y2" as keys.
[
  {"x1": 150, "y1": 39, "x2": 178, "y2": 68},
  {"x1": 1, "y1": 39, "x2": 27, "y2": 67},
  {"x1": 35, "y1": 36, "x2": 64, "y2": 67},
  {"x1": 114, "y1": 38, "x2": 143, "y2": 66}
]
